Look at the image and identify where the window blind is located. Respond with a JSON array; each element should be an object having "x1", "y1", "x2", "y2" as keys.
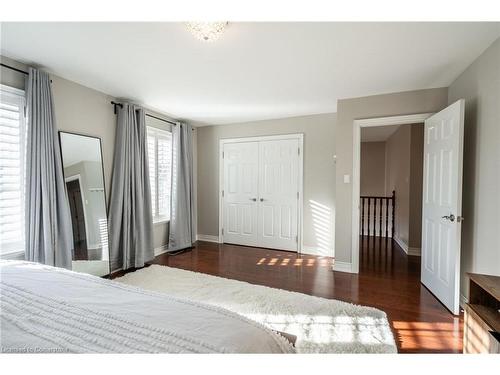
[
  {"x1": 0, "y1": 85, "x2": 26, "y2": 257},
  {"x1": 146, "y1": 125, "x2": 172, "y2": 223}
]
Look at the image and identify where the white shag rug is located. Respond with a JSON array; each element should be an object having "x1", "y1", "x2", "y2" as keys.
[{"x1": 116, "y1": 265, "x2": 397, "y2": 353}]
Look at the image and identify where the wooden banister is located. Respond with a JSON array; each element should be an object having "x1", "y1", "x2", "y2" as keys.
[{"x1": 360, "y1": 190, "x2": 395, "y2": 238}]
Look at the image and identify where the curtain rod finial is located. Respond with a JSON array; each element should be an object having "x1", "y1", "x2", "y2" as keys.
[{"x1": 110, "y1": 101, "x2": 124, "y2": 115}]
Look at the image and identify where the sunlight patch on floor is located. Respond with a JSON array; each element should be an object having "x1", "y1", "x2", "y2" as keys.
[
  {"x1": 255, "y1": 256, "x2": 331, "y2": 267},
  {"x1": 247, "y1": 313, "x2": 394, "y2": 346},
  {"x1": 392, "y1": 320, "x2": 462, "y2": 351}
]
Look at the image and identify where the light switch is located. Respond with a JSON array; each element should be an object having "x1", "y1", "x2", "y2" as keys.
[{"x1": 343, "y1": 174, "x2": 350, "y2": 184}]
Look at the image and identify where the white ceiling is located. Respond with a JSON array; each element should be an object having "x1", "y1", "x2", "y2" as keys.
[
  {"x1": 1, "y1": 22, "x2": 499, "y2": 125},
  {"x1": 60, "y1": 133, "x2": 102, "y2": 167},
  {"x1": 361, "y1": 125, "x2": 401, "y2": 142}
]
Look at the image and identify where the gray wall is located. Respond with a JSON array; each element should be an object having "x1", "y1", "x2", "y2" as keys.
[
  {"x1": 448, "y1": 38, "x2": 500, "y2": 299},
  {"x1": 408, "y1": 124, "x2": 424, "y2": 250},
  {"x1": 0, "y1": 56, "x2": 170, "y2": 256},
  {"x1": 196, "y1": 113, "x2": 336, "y2": 256},
  {"x1": 384, "y1": 124, "x2": 424, "y2": 251},
  {"x1": 0, "y1": 56, "x2": 26, "y2": 90},
  {"x1": 385, "y1": 125, "x2": 411, "y2": 247},
  {"x1": 335, "y1": 88, "x2": 449, "y2": 264},
  {"x1": 360, "y1": 142, "x2": 386, "y2": 196}
]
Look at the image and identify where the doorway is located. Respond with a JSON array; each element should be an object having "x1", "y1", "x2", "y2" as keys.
[
  {"x1": 66, "y1": 177, "x2": 88, "y2": 260},
  {"x1": 360, "y1": 123, "x2": 424, "y2": 254},
  {"x1": 359, "y1": 122, "x2": 425, "y2": 282},
  {"x1": 219, "y1": 134, "x2": 304, "y2": 252},
  {"x1": 352, "y1": 102, "x2": 465, "y2": 315}
]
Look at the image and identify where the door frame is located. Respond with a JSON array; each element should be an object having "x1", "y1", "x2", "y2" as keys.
[
  {"x1": 351, "y1": 113, "x2": 433, "y2": 273},
  {"x1": 65, "y1": 174, "x2": 90, "y2": 247},
  {"x1": 218, "y1": 133, "x2": 304, "y2": 252}
]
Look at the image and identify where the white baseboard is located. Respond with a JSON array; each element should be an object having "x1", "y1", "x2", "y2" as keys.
[
  {"x1": 110, "y1": 266, "x2": 123, "y2": 274},
  {"x1": 196, "y1": 234, "x2": 220, "y2": 243},
  {"x1": 154, "y1": 244, "x2": 170, "y2": 256},
  {"x1": 407, "y1": 247, "x2": 421, "y2": 256},
  {"x1": 1, "y1": 251, "x2": 24, "y2": 260},
  {"x1": 393, "y1": 236, "x2": 421, "y2": 256},
  {"x1": 460, "y1": 293, "x2": 469, "y2": 309},
  {"x1": 301, "y1": 245, "x2": 333, "y2": 257},
  {"x1": 393, "y1": 236, "x2": 408, "y2": 253},
  {"x1": 332, "y1": 261, "x2": 352, "y2": 273},
  {"x1": 393, "y1": 236, "x2": 422, "y2": 257}
]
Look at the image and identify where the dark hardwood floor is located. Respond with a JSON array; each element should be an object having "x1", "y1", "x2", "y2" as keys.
[{"x1": 121, "y1": 236, "x2": 463, "y2": 353}]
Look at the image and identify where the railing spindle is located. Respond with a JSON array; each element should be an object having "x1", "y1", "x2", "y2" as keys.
[
  {"x1": 367, "y1": 197, "x2": 371, "y2": 236},
  {"x1": 391, "y1": 190, "x2": 395, "y2": 238},
  {"x1": 379, "y1": 197, "x2": 382, "y2": 237},
  {"x1": 361, "y1": 197, "x2": 365, "y2": 235},
  {"x1": 385, "y1": 198, "x2": 389, "y2": 237}
]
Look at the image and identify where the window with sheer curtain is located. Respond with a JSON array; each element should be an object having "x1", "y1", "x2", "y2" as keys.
[
  {"x1": 0, "y1": 85, "x2": 27, "y2": 257},
  {"x1": 147, "y1": 125, "x2": 172, "y2": 223}
]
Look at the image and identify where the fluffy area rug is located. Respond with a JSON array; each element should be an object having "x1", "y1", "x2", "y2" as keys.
[{"x1": 116, "y1": 265, "x2": 397, "y2": 353}]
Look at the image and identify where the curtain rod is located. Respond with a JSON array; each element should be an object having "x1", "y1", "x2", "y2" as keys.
[
  {"x1": 146, "y1": 113, "x2": 177, "y2": 126},
  {"x1": 110, "y1": 101, "x2": 178, "y2": 126},
  {"x1": 1, "y1": 63, "x2": 29, "y2": 75},
  {"x1": 1, "y1": 63, "x2": 53, "y2": 83}
]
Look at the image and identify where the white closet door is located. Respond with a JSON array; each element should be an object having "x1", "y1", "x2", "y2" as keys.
[
  {"x1": 258, "y1": 139, "x2": 299, "y2": 251},
  {"x1": 223, "y1": 142, "x2": 260, "y2": 247}
]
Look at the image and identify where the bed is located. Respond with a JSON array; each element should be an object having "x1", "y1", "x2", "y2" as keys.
[{"x1": 0, "y1": 260, "x2": 295, "y2": 353}]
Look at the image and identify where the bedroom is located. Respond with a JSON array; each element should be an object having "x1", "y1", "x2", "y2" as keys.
[{"x1": 1, "y1": 1, "x2": 499, "y2": 373}]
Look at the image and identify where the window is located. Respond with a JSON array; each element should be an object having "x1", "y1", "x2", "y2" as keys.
[
  {"x1": 0, "y1": 85, "x2": 27, "y2": 257},
  {"x1": 147, "y1": 125, "x2": 172, "y2": 223}
]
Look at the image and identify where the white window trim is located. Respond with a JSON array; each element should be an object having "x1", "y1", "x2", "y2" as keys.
[
  {"x1": 154, "y1": 219, "x2": 170, "y2": 225},
  {"x1": 0, "y1": 84, "x2": 25, "y2": 97},
  {"x1": 0, "y1": 84, "x2": 26, "y2": 259}
]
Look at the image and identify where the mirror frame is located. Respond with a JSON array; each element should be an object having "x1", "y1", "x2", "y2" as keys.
[{"x1": 58, "y1": 131, "x2": 111, "y2": 278}]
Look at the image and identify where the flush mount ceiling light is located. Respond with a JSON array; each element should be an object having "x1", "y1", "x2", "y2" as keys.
[{"x1": 186, "y1": 22, "x2": 228, "y2": 42}]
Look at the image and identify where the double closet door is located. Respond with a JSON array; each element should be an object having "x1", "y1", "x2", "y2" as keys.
[{"x1": 222, "y1": 137, "x2": 301, "y2": 252}]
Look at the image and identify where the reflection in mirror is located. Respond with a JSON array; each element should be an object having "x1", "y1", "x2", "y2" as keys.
[{"x1": 59, "y1": 132, "x2": 110, "y2": 277}]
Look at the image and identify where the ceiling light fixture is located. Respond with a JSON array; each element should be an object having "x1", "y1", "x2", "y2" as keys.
[{"x1": 186, "y1": 22, "x2": 228, "y2": 42}]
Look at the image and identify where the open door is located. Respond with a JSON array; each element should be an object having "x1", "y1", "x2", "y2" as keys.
[{"x1": 421, "y1": 99, "x2": 465, "y2": 315}]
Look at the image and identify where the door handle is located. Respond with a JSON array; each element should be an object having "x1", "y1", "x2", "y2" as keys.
[
  {"x1": 442, "y1": 214, "x2": 455, "y2": 222},
  {"x1": 250, "y1": 198, "x2": 257, "y2": 202},
  {"x1": 260, "y1": 198, "x2": 265, "y2": 202}
]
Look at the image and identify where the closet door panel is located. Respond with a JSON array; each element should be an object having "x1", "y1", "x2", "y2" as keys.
[
  {"x1": 223, "y1": 142, "x2": 259, "y2": 246},
  {"x1": 258, "y1": 139, "x2": 299, "y2": 251}
]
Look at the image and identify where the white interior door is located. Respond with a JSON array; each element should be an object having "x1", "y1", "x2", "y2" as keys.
[
  {"x1": 223, "y1": 142, "x2": 259, "y2": 247},
  {"x1": 421, "y1": 99, "x2": 465, "y2": 315},
  {"x1": 258, "y1": 139, "x2": 299, "y2": 251}
]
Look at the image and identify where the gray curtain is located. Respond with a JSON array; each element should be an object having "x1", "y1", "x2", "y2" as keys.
[
  {"x1": 169, "y1": 122, "x2": 196, "y2": 251},
  {"x1": 109, "y1": 103, "x2": 154, "y2": 270},
  {"x1": 25, "y1": 68, "x2": 74, "y2": 269}
]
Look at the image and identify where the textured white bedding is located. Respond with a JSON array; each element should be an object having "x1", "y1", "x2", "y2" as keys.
[{"x1": 0, "y1": 261, "x2": 295, "y2": 353}]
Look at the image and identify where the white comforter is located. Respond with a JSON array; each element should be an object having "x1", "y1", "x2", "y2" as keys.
[{"x1": 0, "y1": 261, "x2": 294, "y2": 353}]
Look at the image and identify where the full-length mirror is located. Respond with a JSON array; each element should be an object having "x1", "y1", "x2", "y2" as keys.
[{"x1": 59, "y1": 132, "x2": 110, "y2": 277}]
